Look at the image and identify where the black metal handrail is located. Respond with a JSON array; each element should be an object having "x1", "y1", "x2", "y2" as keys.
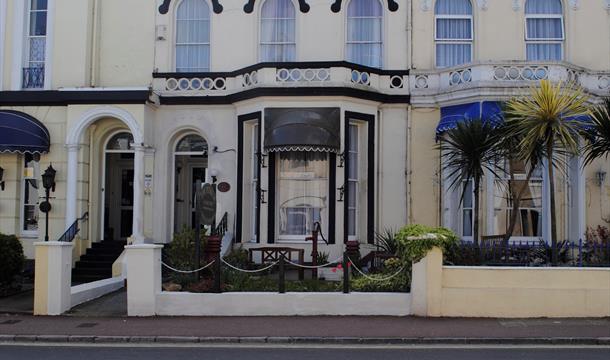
[
  {"x1": 22, "y1": 67, "x2": 45, "y2": 89},
  {"x1": 57, "y1": 212, "x2": 89, "y2": 242},
  {"x1": 211, "y1": 212, "x2": 228, "y2": 238}
]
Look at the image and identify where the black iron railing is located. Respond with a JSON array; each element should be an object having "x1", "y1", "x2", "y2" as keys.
[
  {"x1": 22, "y1": 67, "x2": 45, "y2": 89},
  {"x1": 211, "y1": 212, "x2": 228, "y2": 238},
  {"x1": 57, "y1": 212, "x2": 89, "y2": 242},
  {"x1": 449, "y1": 239, "x2": 610, "y2": 267}
]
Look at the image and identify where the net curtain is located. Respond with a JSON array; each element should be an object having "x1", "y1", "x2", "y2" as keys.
[
  {"x1": 525, "y1": 0, "x2": 564, "y2": 61},
  {"x1": 176, "y1": 0, "x2": 211, "y2": 72},
  {"x1": 260, "y1": 0, "x2": 296, "y2": 62},
  {"x1": 346, "y1": 0, "x2": 383, "y2": 68},
  {"x1": 435, "y1": 0, "x2": 473, "y2": 68}
]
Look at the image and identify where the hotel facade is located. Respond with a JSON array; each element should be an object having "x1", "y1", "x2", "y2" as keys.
[{"x1": 0, "y1": 0, "x2": 609, "y2": 269}]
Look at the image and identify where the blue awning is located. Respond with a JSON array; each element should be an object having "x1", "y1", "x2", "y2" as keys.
[
  {"x1": 0, "y1": 110, "x2": 50, "y2": 154},
  {"x1": 436, "y1": 101, "x2": 504, "y2": 136}
]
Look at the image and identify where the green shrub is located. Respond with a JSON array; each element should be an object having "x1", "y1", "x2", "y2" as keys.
[
  {"x1": 396, "y1": 224, "x2": 459, "y2": 264},
  {"x1": 0, "y1": 234, "x2": 25, "y2": 286},
  {"x1": 351, "y1": 257, "x2": 409, "y2": 292},
  {"x1": 164, "y1": 226, "x2": 208, "y2": 285}
]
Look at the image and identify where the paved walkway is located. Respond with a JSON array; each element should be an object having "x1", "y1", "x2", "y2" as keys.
[
  {"x1": 0, "y1": 313, "x2": 608, "y2": 344},
  {"x1": 0, "y1": 289, "x2": 33, "y2": 315}
]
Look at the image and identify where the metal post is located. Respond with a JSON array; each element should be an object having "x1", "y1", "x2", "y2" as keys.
[
  {"x1": 342, "y1": 251, "x2": 349, "y2": 294},
  {"x1": 44, "y1": 188, "x2": 50, "y2": 242},
  {"x1": 278, "y1": 253, "x2": 285, "y2": 294},
  {"x1": 578, "y1": 238, "x2": 583, "y2": 268},
  {"x1": 214, "y1": 250, "x2": 221, "y2": 293}
]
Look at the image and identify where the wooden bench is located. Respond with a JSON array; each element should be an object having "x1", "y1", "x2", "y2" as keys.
[{"x1": 248, "y1": 247, "x2": 305, "y2": 280}]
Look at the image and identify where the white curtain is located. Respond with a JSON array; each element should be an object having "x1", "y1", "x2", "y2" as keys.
[
  {"x1": 278, "y1": 152, "x2": 328, "y2": 238},
  {"x1": 260, "y1": 0, "x2": 296, "y2": 62},
  {"x1": 525, "y1": 0, "x2": 563, "y2": 61},
  {"x1": 435, "y1": 0, "x2": 472, "y2": 68},
  {"x1": 346, "y1": 0, "x2": 382, "y2": 68},
  {"x1": 176, "y1": 0, "x2": 210, "y2": 72}
]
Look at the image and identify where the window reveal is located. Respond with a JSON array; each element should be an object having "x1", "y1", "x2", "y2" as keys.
[
  {"x1": 22, "y1": 153, "x2": 40, "y2": 233},
  {"x1": 278, "y1": 151, "x2": 328, "y2": 238}
]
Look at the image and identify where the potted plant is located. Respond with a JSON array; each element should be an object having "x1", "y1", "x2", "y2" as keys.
[{"x1": 317, "y1": 251, "x2": 342, "y2": 281}]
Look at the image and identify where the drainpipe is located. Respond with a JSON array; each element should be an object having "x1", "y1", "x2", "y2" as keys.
[
  {"x1": 376, "y1": 109, "x2": 382, "y2": 232},
  {"x1": 406, "y1": 105, "x2": 413, "y2": 225},
  {"x1": 408, "y1": 0, "x2": 413, "y2": 69},
  {"x1": 90, "y1": 0, "x2": 100, "y2": 87}
]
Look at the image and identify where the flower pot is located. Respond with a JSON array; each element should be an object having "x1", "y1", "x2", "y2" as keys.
[{"x1": 317, "y1": 267, "x2": 343, "y2": 281}]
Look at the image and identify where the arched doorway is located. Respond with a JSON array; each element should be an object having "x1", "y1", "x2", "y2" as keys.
[
  {"x1": 172, "y1": 133, "x2": 209, "y2": 233},
  {"x1": 102, "y1": 131, "x2": 135, "y2": 242}
]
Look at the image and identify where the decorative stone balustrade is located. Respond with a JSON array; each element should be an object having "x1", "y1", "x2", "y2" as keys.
[
  {"x1": 152, "y1": 61, "x2": 608, "y2": 105},
  {"x1": 410, "y1": 61, "x2": 610, "y2": 106},
  {"x1": 152, "y1": 62, "x2": 410, "y2": 99}
]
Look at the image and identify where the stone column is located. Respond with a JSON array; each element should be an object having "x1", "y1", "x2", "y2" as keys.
[
  {"x1": 125, "y1": 244, "x2": 162, "y2": 316},
  {"x1": 33, "y1": 242, "x2": 73, "y2": 315},
  {"x1": 65, "y1": 144, "x2": 80, "y2": 228},
  {"x1": 131, "y1": 145, "x2": 146, "y2": 243}
]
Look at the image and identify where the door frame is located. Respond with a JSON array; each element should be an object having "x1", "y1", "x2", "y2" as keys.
[{"x1": 100, "y1": 130, "x2": 135, "y2": 241}]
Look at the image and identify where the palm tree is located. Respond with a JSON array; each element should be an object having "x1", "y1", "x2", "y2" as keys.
[
  {"x1": 495, "y1": 122, "x2": 544, "y2": 244},
  {"x1": 438, "y1": 119, "x2": 501, "y2": 246},
  {"x1": 505, "y1": 80, "x2": 590, "y2": 265},
  {"x1": 582, "y1": 98, "x2": 610, "y2": 166}
]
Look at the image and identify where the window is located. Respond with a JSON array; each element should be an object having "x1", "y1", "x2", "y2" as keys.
[
  {"x1": 176, "y1": 0, "x2": 211, "y2": 72},
  {"x1": 23, "y1": 0, "x2": 47, "y2": 88},
  {"x1": 525, "y1": 0, "x2": 563, "y2": 61},
  {"x1": 21, "y1": 153, "x2": 40, "y2": 235},
  {"x1": 435, "y1": 0, "x2": 473, "y2": 68},
  {"x1": 347, "y1": 124, "x2": 359, "y2": 238},
  {"x1": 346, "y1": 0, "x2": 382, "y2": 68},
  {"x1": 278, "y1": 152, "x2": 328, "y2": 240},
  {"x1": 175, "y1": 134, "x2": 208, "y2": 153},
  {"x1": 461, "y1": 180, "x2": 473, "y2": 238},
  {"x1": 260, "y1": 0, "x2": 296, "y2": 62},
  {"x1": 493, "y1": 160, "x2": 543, "y2": 239},
  {"x1": 251, "y1": 124, "x2": 259, "y2": 242}
]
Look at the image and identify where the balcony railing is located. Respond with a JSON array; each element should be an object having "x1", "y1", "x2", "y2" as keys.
[
  {"x1": 152, "y1": 61, "x2": 410, "y2": 98},
  {"x1": 410, "y1": 61, "x2": 610, "y2": 106},
  {"x1": 22, "y1": 67, "x2": 45, "y2": 89}
]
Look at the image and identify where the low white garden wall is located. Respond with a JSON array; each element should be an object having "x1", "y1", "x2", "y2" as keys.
[
  {"x1": 411, "y1": 247, "x2": 610, "y2": 318},
  {"x1": 156, "y1": 292, "x2": 411, "y2": 316},
  {"x1": 71, "y1": 276, "x2": 125, "y2": 308}
]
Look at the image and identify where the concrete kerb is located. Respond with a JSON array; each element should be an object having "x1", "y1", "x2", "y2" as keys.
[{"x1": 0, "y1": 335, "x2": 609, "y2": 346}]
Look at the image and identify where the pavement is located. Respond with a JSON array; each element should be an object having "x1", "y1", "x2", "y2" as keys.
[
  {"x1": 0, "y1": 313, "x2": 609, "y2": 345},
  {"x1": 1, "y1": 289, "x2": 609, "y2": 346}
]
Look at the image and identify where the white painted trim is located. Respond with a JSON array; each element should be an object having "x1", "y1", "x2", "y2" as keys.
[
  {"x1": 65, "y1": 107, "x2": 144, "y2": 229},
  {"x1": 10, "y1": 0, "x2": 25, "y2": 90},
  {"x1": 66, "y1": 107, "x2": 144, "y2": 145},
  {"x1": 44, "y1": 0, "x2": 55, "y2": 89},
  {"x1": 58, "y1": 86, "x2": 149, "y2": 91},
  {"x1": 100, "y1": 130, "x2": 135, "y2": 241},
  {"x1": 71, "y1": 276, "x2": 125, "y2": 308},
  {"x1": 0, "y1": 0, "x2": 6, "y2": 89},
  {"x1": 156, "y1": 292, "x2": 411, "y2": 316}
]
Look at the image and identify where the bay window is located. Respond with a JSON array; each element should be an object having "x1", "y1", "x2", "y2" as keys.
[{"x1": 277, "y1": 151, "x2": 328, "y2": 240}]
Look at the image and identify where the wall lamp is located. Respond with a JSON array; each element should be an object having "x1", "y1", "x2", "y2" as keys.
[
  {"x1": 595, "y1": 170, "x2": 607, "y2": 187},
  {"x1": 0, "y1": 166, "x2": 4, "y2": 191},
  {"x1": 209, "y1": 168, "x2": 219, "y2": 184}
]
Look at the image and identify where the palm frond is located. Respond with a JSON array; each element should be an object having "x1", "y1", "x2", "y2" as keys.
[{"x1": 582, "y1": 98, "x2": 610, "y2": 167}]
